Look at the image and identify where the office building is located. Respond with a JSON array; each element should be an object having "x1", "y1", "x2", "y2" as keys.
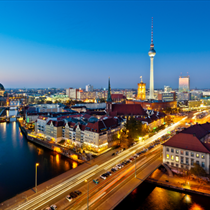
[
  {"x1": 179, "y1": 76, "x2": 190, "y2": 92},
  {"x1": 86, "y1": 84, "x2": 94, "y2": 92},
  {"x1": 164, "y1": 86, "x2": 172, "y2": 93}
]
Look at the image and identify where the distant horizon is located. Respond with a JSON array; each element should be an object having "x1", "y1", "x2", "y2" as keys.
[
  {"x1": 4, "y1": 87, "x2": 210, "y2": 91},
  {"x1": 1, "y1": 1, "x2": 210, "y2": 88}
]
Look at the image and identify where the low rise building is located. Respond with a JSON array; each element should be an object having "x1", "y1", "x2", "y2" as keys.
[{"x1": 162, "y1": 123, "x2": 210, "y2": 174}]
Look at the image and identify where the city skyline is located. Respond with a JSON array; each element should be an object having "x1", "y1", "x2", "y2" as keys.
[{"x1": 0, "y1": 1, "x2": 210, "y2": 89}]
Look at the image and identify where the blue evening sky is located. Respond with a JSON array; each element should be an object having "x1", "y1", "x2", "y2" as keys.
[{"x1": 0, "y1": 0, "x2": 210, "y2": 89}]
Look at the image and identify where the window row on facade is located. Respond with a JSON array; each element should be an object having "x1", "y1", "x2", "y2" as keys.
[{"x1": 166, "y1": 148, "x2": 205, "y2": 159}]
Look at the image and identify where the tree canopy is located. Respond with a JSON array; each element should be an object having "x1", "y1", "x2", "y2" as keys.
[{"x1": 190, "y1": 163, "x2": 207, "y2": 177}]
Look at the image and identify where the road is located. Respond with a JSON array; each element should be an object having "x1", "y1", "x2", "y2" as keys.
[{"x1": 11, "y1": 117, "x2": 187, "y2": 210}]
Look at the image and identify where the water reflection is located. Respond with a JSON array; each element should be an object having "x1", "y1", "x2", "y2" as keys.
[
  {"x1": 2, "y1": 122, "x2": 6, "y2": 136},
  {"x1": 37, "y1": 148, "x2": 44, "y2": 155},
  {"x1": 56, "y1": 154, "x2": 60, "y2": 165},
  {"x1": 189, "y1": 203, "x2": 204, "y2": 210},
  {"x1": 0, "y1": 122, "x2": 79, "y2": 203},
  {"x1": 64, "y1": 161, "x2": 70, "y2": 171},
  {"x1": 115, "y1": 182, "x2": 210, "y2": 210},
  {"x1": 72, "y1": 162, "x2": 78, "y2": 169}
]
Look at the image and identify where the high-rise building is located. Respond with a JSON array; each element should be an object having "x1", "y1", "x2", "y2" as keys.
[
  {"x1": 148, "y1": 17, "x2": 156, "y2": 100},
  {"x1": 179, "y1": 76, "x2": 190, "y2": 92},
  {"x1": 136, "y1": 76, "x2": 146, "y2": 100},
  {"x1": 66, "y1": 88, "x2": 80, "y2": 100},
  {"x1": 86, "y1": 84, "x2": 93, "y2": 92},
  {"x1": 164, "y1": 86, "x2": 172, "y2": 93}
]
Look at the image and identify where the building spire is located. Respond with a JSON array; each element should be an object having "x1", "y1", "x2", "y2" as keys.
[
  {"x1": 151, "y1": 17, "x2": 153, "y2": 44},
  {"x1": 107, "y1": 77, "x2": 112, "y2": 102}
]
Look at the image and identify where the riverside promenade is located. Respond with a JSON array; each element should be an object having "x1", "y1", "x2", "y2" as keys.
[
  {"x1": 18, "y1": 122, "x2": 86, "y2": 163},
  {"x1": 146, "y1": 168, "x2": 210, "y2": 197},
  {"x1": 0, "y1": 147, "x2": 118, "y2": 210}
]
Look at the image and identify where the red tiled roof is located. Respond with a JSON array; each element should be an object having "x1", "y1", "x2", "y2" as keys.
[
  {"x1": 111, "y1": 94, "x2": 126, "y2": 99},
  {"x1": 181, "y1": 123, "x2": 210, "y2": 140},
  {"x1": 47, "y1": 120, "x2": 65, "y2": 127},
  {"x1": 110, "y1": 104, "x2": 146, "y2": 116},
  {"x1": 162, "y1": 133, "x2": 210, "y2": 153}
]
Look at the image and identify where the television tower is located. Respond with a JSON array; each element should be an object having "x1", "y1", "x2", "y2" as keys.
[{"x1": 148, "y1": 17, "x2": 156, "y2": 100}]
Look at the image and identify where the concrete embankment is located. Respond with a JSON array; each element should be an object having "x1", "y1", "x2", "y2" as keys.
[
  {"x1": 18, "y1": 122, "x2": 85, "y2": 163},
  {"x1": 146, "y1": 178, "x2": 210, "y2": 198}
]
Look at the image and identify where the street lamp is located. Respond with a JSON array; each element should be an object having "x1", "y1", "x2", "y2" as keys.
[
  {"x1": 85, "y1": 179, "x2": 89, "y2": 210},
  {"x1": 35, "y1": 163, "x2": 39, "y2": 193}
]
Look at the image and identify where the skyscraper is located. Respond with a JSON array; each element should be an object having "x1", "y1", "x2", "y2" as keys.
[
  {"x1": 179, "y1": 76, "x2": 190, "y2": 92},
  {"x1": 148, "y1": 17, "x2": 156, "y2": 100}
]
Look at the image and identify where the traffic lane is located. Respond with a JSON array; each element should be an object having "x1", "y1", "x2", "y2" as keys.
[
  {"x1": 56, "y1": 155, "x2": 148, "y2": 209},
  {"x1": 25, "y1": 119, "x2": 184, "y2": 210},
  {"x1": 63, "y1": 148, "x2": 161, "y2": 210},
  {"x1": 89, "y1": 153, "x2": 161, "y2": 210}
]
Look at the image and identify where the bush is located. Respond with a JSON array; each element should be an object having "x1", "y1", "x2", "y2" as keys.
[{"x1": 190, "y1": 163, "x2": 207, "y2": 177}]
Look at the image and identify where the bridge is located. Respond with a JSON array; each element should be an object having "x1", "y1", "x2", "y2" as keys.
[{"x1": 0, "y1": 119, "x2": 185, "y2": 210}]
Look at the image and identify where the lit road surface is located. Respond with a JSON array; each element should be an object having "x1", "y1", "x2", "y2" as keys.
[
  {"x1": 66, "y1": 148, "x2": 161, "y2": 210},
  {"x1": 12, "y1": 118, "x2": 186, "y2": 210}
]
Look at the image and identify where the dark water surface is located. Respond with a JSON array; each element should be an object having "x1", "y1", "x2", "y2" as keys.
[
  {"x1": 0, "y1": 122, "x2": 78, "y2": 203},
  {"x1": 115, "y1": 182, "x2": 208, "y2": 210}
]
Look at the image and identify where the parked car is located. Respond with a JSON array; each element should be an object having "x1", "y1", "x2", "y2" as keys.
[
  {"x1": 107, "y1": 171, "x2": 112, "y2": 176},
  {"x1": 74, "y1": 190, "x2": 82, "y2": 196},
  {"x1": 111, "y1": 168, "x2": 116, "y2": 172},
  {"x1": 130, "y1": 157, "x2": 134, "y2": 162},
  {"x1": 50, "y1": 205, "x2": 57, "y2": 210},
  {"x1": 116, "y1": 164, "x2": 122, "y2": 169},
  {"x1": 66, "y1": 195, "x2": 73, "y2": 202},
  {"x1": 100, "y1": 174, "x2": 107, "y2": 180},
  {"x1": 70, "y1": 192, "x2": 77, "y2": 198},
  {"x1": 93, "y1": 179, "x2": 99, "y2": 184}
]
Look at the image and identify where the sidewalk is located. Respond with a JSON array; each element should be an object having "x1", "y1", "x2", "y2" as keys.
[{"x1": 147, "y1": 169, "x2": 210, "y2": 196}]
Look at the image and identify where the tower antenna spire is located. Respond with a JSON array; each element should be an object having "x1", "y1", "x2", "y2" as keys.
[{"x1": 151, "y1": 17, "x2": 153, "y2": 44}]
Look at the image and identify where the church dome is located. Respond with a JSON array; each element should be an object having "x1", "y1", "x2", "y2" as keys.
[{"x1": 0, "y1": 83, "x2": 5, "y2": 91}]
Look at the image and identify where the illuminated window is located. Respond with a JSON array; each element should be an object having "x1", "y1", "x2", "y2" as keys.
[
  {"x1": 181, "y1": 150, "x2": 184, "y2": 155},
  {"x1": 171, "y1": 155, "x2": 174, "y2": 160},
  {"x1": 166, "y1": 154, "x2": 169, "y2": 159},
  {"x1": 196, "y1": 153, "x2": 200, "y2": 158},
  {"x1": 175, "y1": 156, "x2": 179, "y2": 162},
  {"x1": 176, "y1": 150, "x2": 179, "y2": 154},
  {"x1": 201, "y1": 154, "x2": 205, "y2": 159}
]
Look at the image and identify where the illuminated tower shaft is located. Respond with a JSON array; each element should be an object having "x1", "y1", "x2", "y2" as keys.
[
  {"x1": 149, "y1": 57, "x2": 154, "y2": 99},
  {"x1": 148, "y1": 17, "x2": 156, "y2": 100}
]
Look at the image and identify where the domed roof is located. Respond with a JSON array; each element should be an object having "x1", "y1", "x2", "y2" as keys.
[{"x1": 0, "y1": 83, "x2": 5, "y2": 91}]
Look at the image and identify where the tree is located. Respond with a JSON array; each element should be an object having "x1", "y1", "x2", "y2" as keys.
[
  {"x1": 125, "y1": 117, "x2": 143, "y2": 140},
  {"x1": 120, "y1": 129, "x2": 133, "y2": 149},
  {"x1": 190, "y1": 163, "x2": 207, "y2": 177},
  {"x1": 99, "y1": 98, "x2": 106, "y2": 103}
]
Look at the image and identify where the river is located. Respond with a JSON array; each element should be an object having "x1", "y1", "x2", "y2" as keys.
[
  {"x1": 114, "y1": 182, "x2": 209, "y2": 210},
  {"x1": 0, "y1": 121, "x2": 78, "y2": 203}
]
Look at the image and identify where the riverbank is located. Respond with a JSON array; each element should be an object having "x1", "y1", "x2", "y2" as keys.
[
  {"x1": 0, "y1": 145, "x2": 120, "y2": 210},
  {"x1": 18, "y1": 121, "x2": 85, "y2": 163},
  {"x1": 146, "y1": 168, "x2": 210, "y2": 198}
]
